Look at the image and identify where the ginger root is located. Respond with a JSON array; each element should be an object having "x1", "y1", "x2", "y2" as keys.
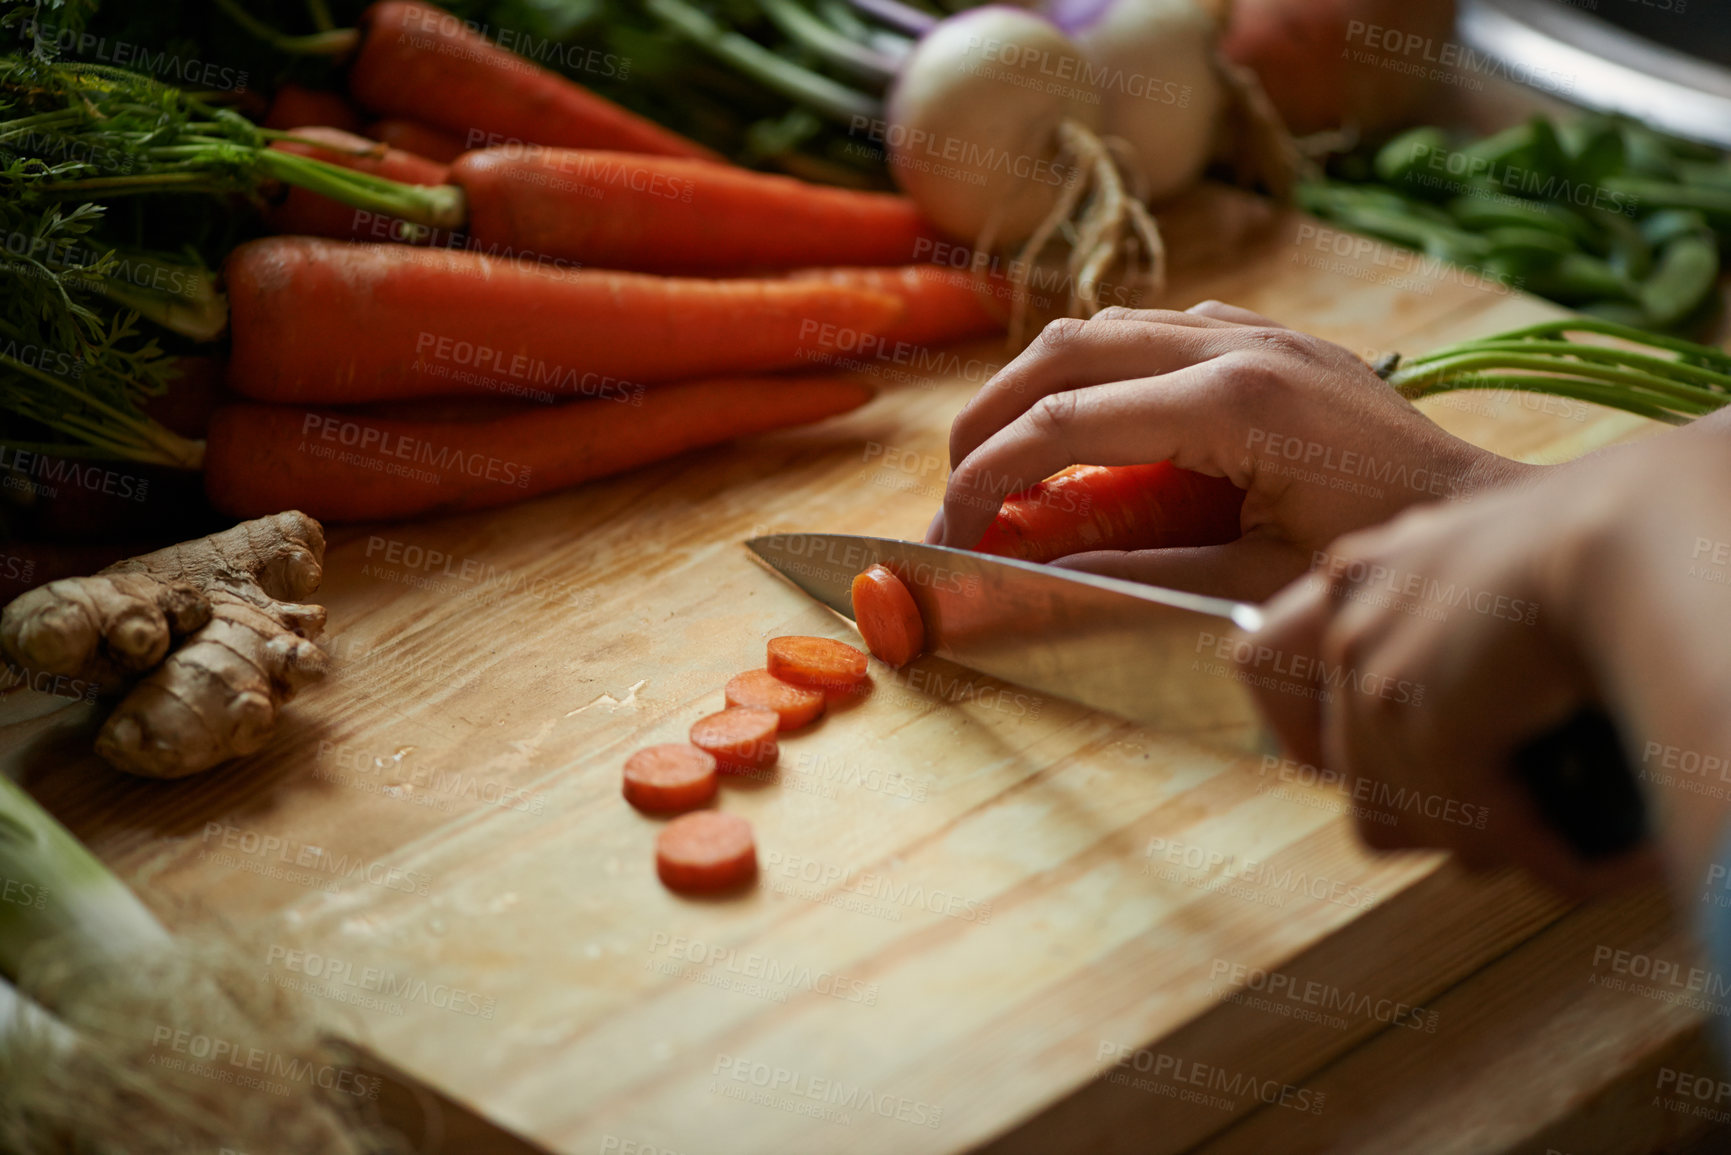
[{"x1": 1, "y1": 511, "x2": 331, "y2": 778}]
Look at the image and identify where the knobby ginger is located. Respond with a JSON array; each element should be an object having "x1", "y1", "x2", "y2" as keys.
[{"x1": 0, "y1": 511, "x2": 331, "y2": 777}]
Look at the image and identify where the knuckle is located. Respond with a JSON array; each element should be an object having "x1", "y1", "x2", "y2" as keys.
[
  {"x1": 1035, "y1": 316, "x2": 1089, "y2": 354},
  {"x1": 1245, "y1": 327, "x2": 1313, "y2": 360},
  {"x1": 1091, "y1": 305, "x2": 1149, "y2": 325},
  {"x1": 1213, "y1": 351, "x2": 1287, "y2": 413},
  {"x1": 1026, "y1": 390, "x2": 1078, "y2": 440}
]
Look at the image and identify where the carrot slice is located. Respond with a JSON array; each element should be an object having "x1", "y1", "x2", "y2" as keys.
[
  {"x1": 689, "y1": 707, "x2": 780, "y2": 771},
  {"x1": 725, "y1": 669, "x2": 825, "y2": 730},
  {"x1": 851, "y1": 564, "x2": 925, "y2": 668},
  {"x1": 655, "y1": 811, "x2": 757, "y2": 892},
  {"x1": 766, "y1": 636, "x2": 870, "y2": 692},
  {"x1": 623, "y1": 744, "x2": 718, "y2": 812}
]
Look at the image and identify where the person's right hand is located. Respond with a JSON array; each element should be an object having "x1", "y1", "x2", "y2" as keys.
[{"x1": 929, "y1": 301, "x2": 1536, "y2": 602}]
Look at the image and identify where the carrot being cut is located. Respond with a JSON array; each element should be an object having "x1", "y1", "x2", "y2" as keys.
[
  {"x1": 766, "y1": 637, "x2": 869, "y2": 693},
  {"x1": 451, "y1": 148, "x2": 939, "y2": 274},
  {"x1": 787, "y1": 266, "x2": 1007, "y2": 347},
  {"x1": 222, "y1": 238, "x2": 903, "y2": 404},
  {"x1": 689, "y1": 707, "x2": 780, "y2": 772},
  {"x1": 368, "y1": 117, "x2": 466, "y2": 164},
  {"x1": 656, "y1": 811, "x2": 757, "y2": 892},
  {"x1": 851, "y1": 564, "x2": 925, "y2": 668},
  {"x1": 348, "y1": 1, "x2": 717, "y2": 161},
  {"x1": 624, "y1": 744, "x2": 719, "y2": 812},
  {"x1": 204, "y1": 374, "x2": 874, "y2": 521},
  {"x1": 263, "y1": 83, "x2": 362, "y2": 133},
  {"x1": 972, "y1": 463, "x2": 1247, "y2": 563},
  {"x1": 724, "y1": 669, "x2": 825, "y2": 731},
  {"x1": 264, "y1": 127, "x2": 450, "y2": 242}
]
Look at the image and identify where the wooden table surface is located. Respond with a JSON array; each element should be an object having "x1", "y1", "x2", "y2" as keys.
[{"x1": 0, "y1": 187, "x2": 1703, "y2": 1154}]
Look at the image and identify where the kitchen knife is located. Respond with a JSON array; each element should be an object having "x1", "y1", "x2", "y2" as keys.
[{"x1": 745, "y1": 533, "x2": 1645, "y2": 860}]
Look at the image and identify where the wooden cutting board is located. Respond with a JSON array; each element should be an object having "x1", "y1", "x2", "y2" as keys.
[{"x1": 0, "y1": 188, "x2": 1674, "y2": 1154}]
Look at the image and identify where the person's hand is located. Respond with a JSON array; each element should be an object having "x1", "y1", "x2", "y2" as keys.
[
  {"x1": 1241, "y1": 435, "x2": 1731, "y2": 895},
  {"x1": 928, "y1": 301, "x2": 1534, "y2": 601}
]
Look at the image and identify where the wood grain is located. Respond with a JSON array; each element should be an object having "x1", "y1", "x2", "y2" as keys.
[{"x1": 0, "y1": 191, "x2": 1680, "y2": 1153}]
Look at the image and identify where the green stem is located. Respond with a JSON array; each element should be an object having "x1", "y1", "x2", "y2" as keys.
[
  {"x1": 255, "y1": 150, "x2": 467, "y2": 229},
  {"x1": 1403, "y1": 372, "x2": 1697, "y2": 425},
  {"x1": 647, "y1": 0, "x2": 883, "y2": 124},
  {"x1": 1391, "y1": 351, "x2": 1726, "y2": 410},
  {"x1": 208, "y1": 0, "x2": 359, "y2": 57},
  {"x1": 0, "y1": 352, "x2": 205, "y2": 468},
  {"x1": 757, "y1": 0, "x2": 901, "y2": 84},
  {"x1": 0, "y1": 774, "x2": 172, "y2": 986}
]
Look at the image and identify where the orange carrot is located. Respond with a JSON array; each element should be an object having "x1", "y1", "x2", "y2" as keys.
[
  {"x1": 724, "y1": 669, "x2": 825, "y2": 731},
  {"x1": 851, "y1": 564, "x2": 924, "y2": 668},
  {"x1": 349, "y1": 1, "x2": 717, "y2": 161},
  {"x1": 202, "y1": 375, "x2": 875, "y2": 521},
  {"x1": 450, "y1": 147, "x2": 938, "y2": 274},
  {"x1": 367, "y1": 117, "x2": 466, "y2": 164},
  {"x1": 787, "y1": 266, "x2": 1007, "y2": 347},
  {"x1": 624, "y1": 744, "x2": 719, "y2": 812},
  {"x1": 766, "y1": 637, "x2": 869, "y2": 693},
  {"x1": 265, "y1": 127, "x2": 450, "y2": 242},
  {"x1": 689, "y1": 707, "x2": 780, "y2": 772},
  {"x1": 263, "y1": 83, "x2": 362, "y2": 133},
  {"x1": 973, "y1": 463, "x2": 1246, "y2": 563},
  {"x1": 222, "y1": 237, "x2": 903, "y2": 404},
  {"x1": 656, "y1": 811, "x2": 757, "y2": 892}
]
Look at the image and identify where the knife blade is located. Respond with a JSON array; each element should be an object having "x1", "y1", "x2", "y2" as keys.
[
  {"x1": 744, "y1": 533, "x2": 1645, "y2": 860},
  {"x1": 746, "y1": 533, "x2": 1269, "y2": 749}
]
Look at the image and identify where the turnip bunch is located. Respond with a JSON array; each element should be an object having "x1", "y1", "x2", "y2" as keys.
[{"x1": 650, "y1": 0, "x2": 1303, "y2": 321}]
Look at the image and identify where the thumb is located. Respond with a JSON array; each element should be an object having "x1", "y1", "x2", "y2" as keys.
[{"x1": 1050, "y1": 533, "x2": 1312, "y2": 604}]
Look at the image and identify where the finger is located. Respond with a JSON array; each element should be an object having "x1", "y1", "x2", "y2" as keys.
[
  {"x1": 1051, "y1": 532, "x2": 1310, "y2": 603},
  {"x1": 940, "y1": 357, "x2": 1255, "y2": 550},
  {"x1": 1238, "y1": 570, "x2": 1333, "y2": 770},
  {"x1": 923, "y1": 508, "x2": 946, "y2": 546},
  {"x1": 1187, "y1": 300, "x2": 1288, "y2": 328},
  {"x1": 947, "y1": 314, "x2": 1245, "y2": 469}
]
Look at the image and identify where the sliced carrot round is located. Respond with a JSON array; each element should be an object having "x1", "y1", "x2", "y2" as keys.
[
  {"x1": 725, "y1": 669, "x2": 825, "y2": 730},
  {"x1": 655, "y1": 811, "x2": 757, "y2": 892},
  {"x1": 623, "y1": 744, "x2": 719, "y2": 812},
  {"x1": 851, "y1": 564, "x2": 925, "y2": 668},
  {"x1": 689, "y1": 706, "x2": 780, "y2": 771},
  {"x1": 766, "y1": 636, "x2": 869, "y2": 692}
]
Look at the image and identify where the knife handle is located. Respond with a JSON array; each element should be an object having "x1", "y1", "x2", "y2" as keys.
[{"x1": 1512, "y1": 707, "x2": 1646, "y2": 860}]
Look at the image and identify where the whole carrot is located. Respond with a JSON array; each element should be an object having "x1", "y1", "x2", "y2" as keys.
[
  {"x1": 451, "y1": 147, "x2": 938, "y2": 273},
  {"x1": 265, "y1": 127, "x2": 449, "y2": 242},
  {"x1": 367, "y1": 118, "x2": 466, "y2": 164},
  {"x1": 263, "y1": 83, "x2": 361, "y2": 133},
  {"x1": 203, "y1": 375, "x2": 875, "y2": 521},
  {"x1": 786, "y1": 265, "x2": 1007, "y2": 346},
  {"x1": 223, "y1": 237, "x2": 904, "y2": 404},
  {"x1": 972, "y1": 464, "x2": 1245, "y2": 562},
  {"x1": 348, "y1": 1, "x2": 717, "y2": 161}
]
